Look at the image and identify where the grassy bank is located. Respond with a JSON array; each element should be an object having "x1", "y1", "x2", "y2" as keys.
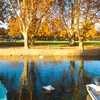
[
  {"x1": 0, "y1": 41, "x2": 24, "y2": 46},
  {"x1": 0, "y1": 40, "x2": 100, "y2": 47}
]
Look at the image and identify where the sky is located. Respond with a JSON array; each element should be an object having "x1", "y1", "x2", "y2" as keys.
[
  {"x1": 0, "y1": 21, "x2": 8, "y2": 29},
  {"x1": 95, "y1": 23, "x2": 100, "y2": 31},
  {"x1": 1, "y1": 21, "x2": 100, "y2": 31},
  {"x1": 0, "y1": 19, "x2": 100, "y2": 31}
]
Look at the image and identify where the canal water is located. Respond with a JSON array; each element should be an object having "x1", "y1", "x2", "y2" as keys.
[{"x1": 0, "y1": 56, "x2": 100, "y2": 100}]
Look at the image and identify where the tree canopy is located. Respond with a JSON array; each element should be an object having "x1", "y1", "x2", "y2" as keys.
[
  {"x1": 8, "y1": 0, "x2": 55, "y2": 48},
  {"x1": 0, "y1": 0, "x2": 14, "y2": 24},
  {"x1": 7, "y1": 0, "x2": 100, "y2": 49}
]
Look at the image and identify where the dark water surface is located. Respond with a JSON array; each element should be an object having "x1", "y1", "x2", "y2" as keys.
[{"x1": 0, "y1": 56, "x2": 100, "y2": 100}]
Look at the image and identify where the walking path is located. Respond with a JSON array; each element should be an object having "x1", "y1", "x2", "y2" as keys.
[{"x1": 0, "y1": 45, "x2": 100, "y2": 56}]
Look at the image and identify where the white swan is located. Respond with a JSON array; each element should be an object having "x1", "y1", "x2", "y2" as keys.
[
  {"x1": 39, "y1": 55, "x2": 44, "y2": 59},
  {"x1": 42, "y1": 85, "x2": 55, "y2": 91},
  {"x1": 21, "y1": 55, "x2": 24, "y2": 59}
]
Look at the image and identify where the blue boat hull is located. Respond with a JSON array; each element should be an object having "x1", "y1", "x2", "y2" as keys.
[{"x1": 0, "y1": 82, "x2": 7, "y2": 100}]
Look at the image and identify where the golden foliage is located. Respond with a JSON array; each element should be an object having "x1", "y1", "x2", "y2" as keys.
[
  {"x1": 86, "y1": 28, "x2": 97, "y2": 39},
  {"x1": 59, "y1": 29, "x2": 67, "y2": 38},
  {"x1": 38, "y1": 25, "x2": 51, "y2": 37},
  {"x1": 8, "y1": 17, "x2": 21, "y2": 36}
]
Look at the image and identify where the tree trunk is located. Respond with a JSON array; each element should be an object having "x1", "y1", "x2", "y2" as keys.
[
  {"x1": 79, "y1": 37, "x2": 84, "y2": 50},
  {"x1": 69, "y1": 32, "x2": 75, "y2": 46},
  {"x1": 22, "y1": 32, "x2": 29, "y2": 49},
  {"x1": 70, "y1": 3, "x2": 75, "y2": 46},
  {"x1": 70, "y1": 38, "x2": 75, "y2": 46},
  {"x1": 75, "y1": 0, "x2": 84, "y2": 50},
  {"x1": 30, "y1": 35, "x2": 34, "y2": 46},
  {"x1": 71, "y1": 38, "x2": 75, "y2": 45}
]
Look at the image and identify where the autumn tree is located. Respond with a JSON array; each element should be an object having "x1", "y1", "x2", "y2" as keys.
[
  {"x1": 0, "y1": 0, "x2": 14, "y2": 25},
  {"x1": 38, "y1": 25, "x2": 51, "y2": 40},
  {"x1": 55, "y1": 0, "x2": 75, "y2": 45},
  {"x1": 0, "y1": 28, "x2": 7, "y2": 41},
  {"x1": 59, "y1": 29, "x2": 67, "y2": 39},
  {"x1": 0, "y1": 0, "x2": 9, "y2": 22},
  {"x1": 77, "y1": 0, "x2": 100, "y2": 49},
  {"x1": 0, "y1": 28, "x2": 5, "y2": 35},
  {"x1": 56, "y1": 0, "x2": 100, "y2": 49},
  {"x1": 86, "y1": 28, "x2": 97, "y2": 40},
  {"x1": 50, "y1": 18, "x2": 64, "y2": 39},
  {"x1": 8, "y1": 17, "x2": 21, "y2": 36},
  {"x1": 38, "y1": 7, "x2": 65, "y2": 40},
  {"x1": 8, "y1": 0, "x2": 54, "y2": 48}
]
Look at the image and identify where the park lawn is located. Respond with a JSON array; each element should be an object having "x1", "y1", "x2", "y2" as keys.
[
  {"x1": 34, "y1": 41, "x2": 69, "y2": 46},
  {"x1": 34, "y1": 41, "x2": 100, "y2": 46},
  {"x1": 0, "y1": 40, "x2": 100, "y2": 47},
  {"x1": 0, "y1": 41, "x2": 24, "y2": 46},
  {"x1": 84, "y1": 41, "x2": 100, "y2": 45}
]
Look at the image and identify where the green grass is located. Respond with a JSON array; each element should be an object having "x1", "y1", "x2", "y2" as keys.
[
  {"x1": 0, "y1": 40, "x2": 100, "y2": 47},
  {"x1": 34, "y1": 41, "x2": 100, "y2": 46},
  {"x1": 34, "y1": 41, "x2": 69, "y2": 45},
  {"x1": 84, "y1": 41, "x2": 100, "y2": 45},
  {"x1": 0, "y1": 41, "x2": 24, "y2": 46}
]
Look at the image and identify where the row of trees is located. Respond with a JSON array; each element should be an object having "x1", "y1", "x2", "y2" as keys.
[{"x1": 0, "y1": 0, "x2": 100, "y2": 50}]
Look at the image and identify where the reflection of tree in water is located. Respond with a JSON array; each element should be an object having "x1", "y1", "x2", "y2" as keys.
[
  {"x1": 69, "y1": 60, "x2": 92, "y2": 100},
  {"x1": 57, "y1": 60, "x2": 92, "y2": 100},
  {"x1": 14, "y1": 58, "x2": 92, "y2": 100},
  {"x1": 15, "y1": 58, "x2": 34, "y2": 100},
  {"x1": 0, "y1": 58, "x2": 94, "y2": 100},
  {"x1": 67, "y1": 60, "x2": 85, "y2": 100}
]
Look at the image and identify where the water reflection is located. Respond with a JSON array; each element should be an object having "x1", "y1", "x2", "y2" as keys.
[
  {"x1": 0, "y1": 56, "x2": 100, "y2": 100},
  {"x1": 16, "y1": 58, "x2": 34, "y2": 100}
]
